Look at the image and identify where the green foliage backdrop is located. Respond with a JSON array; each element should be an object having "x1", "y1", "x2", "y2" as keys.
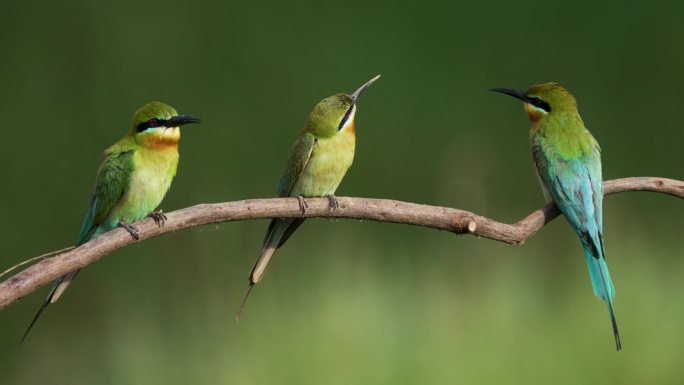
[{"x1": 0, "y1": 0, "x2": 682, "y2": 384}]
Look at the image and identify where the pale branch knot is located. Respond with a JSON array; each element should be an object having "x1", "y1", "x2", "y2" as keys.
[
  {"x1": 467, "y1": 220, "x2": 478, "y2": 233},
  {"x1": 450, "y1": 215, "x2": 478, "y2": 233},
  {"x1": 0, "y1": 176, "x2": 682, "y2": 310}
]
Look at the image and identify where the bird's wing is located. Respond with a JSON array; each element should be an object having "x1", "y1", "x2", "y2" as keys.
[
  {"x1": 260, "y1": 132, "x2": 315, "y2": 247},
  {"x1": 275, "y1": 133, "x2": 316, "y2": 198},
  {"x1": 533, "y1": 135, "x2": 604, "y2": 255},
  {"x1": 244, "y1": 134, "x2": 315, "y2": 289},
  {"x1": 534, "y1": 134, "x2": 618, "y2": 348},
  {"x1": 269, "y1": 132, "x2": 315, "y2": 246},
  {"x1": 77, "y1": 148, "x2": 135, "y2": 245},
  {"x1": 20, "y1": 146, "x2": 136, "y2": 345}
]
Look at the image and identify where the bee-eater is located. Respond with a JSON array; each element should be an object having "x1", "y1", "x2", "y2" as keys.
[
  {"x1": 491, "y1": 83, "x2": 621, "y2": 350},
  {"x1": 238, "y1": 75, "x2": 381, "y2": 317},
  {"x1": 20, "y1": 101, "x2": 201, "y2": 344}
]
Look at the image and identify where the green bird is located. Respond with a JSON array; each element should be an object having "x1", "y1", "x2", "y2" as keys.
[
  {"x1": 492, "y1": 83, "x2": 621, "y2": 350},
  {"x1": 20, "y1": 101, "x2": 201, "y2": 344},
  {"x1": 238, "y1": 75, "x2": 381, "y2": 316}
]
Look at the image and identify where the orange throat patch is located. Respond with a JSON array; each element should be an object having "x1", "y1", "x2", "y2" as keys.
[
  {"x1": 524, "y1": 103, "x2": 545, "y2": 123},
  {"x1": 341, "y1": 108, "x2": 357, "y2": 135},
  {"x1": 345, "y1": 119, "x2": 356, "y2": 134},
  {"x1": 139, "y1": 127, "x2": 181, "y2": 149}
]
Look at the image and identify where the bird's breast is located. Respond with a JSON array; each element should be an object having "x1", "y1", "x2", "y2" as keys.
[
  {"x1": 292, "y1": 130, "x2": 355, "y2": 197},
  {"x1": 117, "y1": 147, "x2": 179, "y2": 223}
]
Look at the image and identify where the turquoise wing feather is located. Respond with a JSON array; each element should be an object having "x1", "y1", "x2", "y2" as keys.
[
  {"x1": 533, "y1": 134, "x2": 620, "y2": 349},
  {"x1": 533, "y1": 136, "x2": 613, "y2": 298}
]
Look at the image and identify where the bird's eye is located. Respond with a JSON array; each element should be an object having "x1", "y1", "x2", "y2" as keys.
[
  {"x1": 338, "y1": 106, "x2": 354, "y2": 131},
  {"x1": 529, "y1": 97, "x2": 551, "y2": 112},
  {"x1": 149, "y1": 118, "x2": 158, "y2": 127}
]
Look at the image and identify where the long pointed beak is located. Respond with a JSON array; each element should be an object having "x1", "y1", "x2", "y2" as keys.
[
  {"x1": 167, "y1": 115, "x2": 202, "y2": 127},
  {"x1": 490, "y1": 88, "x2": 529, "y2": 103},
  {"x1": 350, "y1": 74, "x2": 381, "y2": 102}
]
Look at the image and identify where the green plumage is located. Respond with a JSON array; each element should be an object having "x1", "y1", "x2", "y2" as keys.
[
  {"x1": 492, "y1": 83, "x2": 621, "y2": 350},
  {"x1": 238, "y1": 76, "x2": 380, "y2": 317},
  {"x1": 253, "y1": 94, "x2": 357, "y2": 284},
  {"x1": 21, "y1": 101, "x2": 200, "y2": 344},
  {"x1": 77, "y1": 147, "x2": 135, "y2": 245}
]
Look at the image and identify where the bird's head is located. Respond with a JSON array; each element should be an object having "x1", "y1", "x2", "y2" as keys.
[
  {"x1": 304, "y1": 75, "x2": 380, "y2": 138},
  {"x1": 491, "y1": 82, "x2": 578, "y2": 124},
  {"x1": 130, "y1": 101, "x2": 201, "y2": 148}
]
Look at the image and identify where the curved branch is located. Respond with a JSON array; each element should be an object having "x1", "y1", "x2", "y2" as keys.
[{"x1": 1, "y1": 177, "x2": 682, "y2": 310}]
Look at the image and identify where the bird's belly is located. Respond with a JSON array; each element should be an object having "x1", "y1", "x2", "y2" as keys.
[
  {"x1": 291, "y1": 139, "x2": 354, "y2": 197},
  {"x1": 111, "y1": 151, "x2": 178, "y2": 225},
  {"x1": 119, "y1": 172, "x2": 172, "y2": 222}
]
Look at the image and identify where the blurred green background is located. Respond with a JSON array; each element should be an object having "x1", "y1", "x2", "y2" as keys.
[{"x1": 1, "y1": 0, "x2": 683, "y2": 384}]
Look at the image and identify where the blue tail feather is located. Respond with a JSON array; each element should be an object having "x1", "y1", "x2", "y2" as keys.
[
  {"x1": 605, "y1": 295, "x2": 622, "y2": 350},
  {"x1": 583, "y1": 247, "x2": 621, "y2": 350},
  {"x1": 583, "y1": 250, "x2": 615, "y2": 301}
]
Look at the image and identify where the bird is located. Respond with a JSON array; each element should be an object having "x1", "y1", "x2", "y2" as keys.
[
  {"x1": 491, "y1": 83, "x2": 621, "y2": 350},
  {"x1": 237, "y1": 75, "x2": 381, "y2": 318},
  {"x1": 20, "y1": 101, "x2": 201, "y2": 344}
]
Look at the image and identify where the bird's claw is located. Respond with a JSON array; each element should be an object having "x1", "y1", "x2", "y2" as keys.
[
  {"x1": 296, "y1": 195, "x2": 308, "y2": 215},
  {"x1": 118, "y1": 221, "x2": 140, "y2": 240},
  {"x1": 326, "y1": 194, "x2": 339, "y2": 211},
  {"x1": 149, "y1": 211, "x2": 167, "y2": 228}
]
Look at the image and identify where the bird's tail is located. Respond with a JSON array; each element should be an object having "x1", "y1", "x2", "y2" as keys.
[
  {"x1": 50, "y1": 270, "x2": 79, "y2": 303},
  {"x1": 251, "y1": 230, "x2": 282, "y2": 285},
  {"x1": 19, "y1": 270, "x2": 79, "y2": 346},
  {"x1": 251, "y1": 217, "x2": 304, "y2": 284},
  {"x1": 236, "y1": 218, "x2": 303, "y2": 320},
  {"x1": 583, "y1": 248, "x2": 621, "y2": 350}
]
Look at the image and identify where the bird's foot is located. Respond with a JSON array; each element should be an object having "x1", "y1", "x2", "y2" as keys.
[
  {"x1": 148, "y1": 210, "x2": 167, "y2": 228},
  {"x1": 296, "y1": 195, "x2": 308, "y2": 215},
  {"x1": 326, "y1": 194, "x2": 339, "y2": 211},
  {"x1": 118, "y1": 221, "x2": 140, "y2": 240}
]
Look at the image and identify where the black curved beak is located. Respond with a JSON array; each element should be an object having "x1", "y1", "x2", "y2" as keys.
[
  {"x1": 167, "y1": 115, "x2": 202, "y2": 127},
  {"x1": 350, "y1": 74, "x2": 381, "y2": 102},
  {"x1": 490, "y1": 88, "x2": 529, "y2": 103}
]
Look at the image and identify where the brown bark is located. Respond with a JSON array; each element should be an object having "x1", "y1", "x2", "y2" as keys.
[{"x1": 0, "y1": 177, "x2": 681, "y2": 310}]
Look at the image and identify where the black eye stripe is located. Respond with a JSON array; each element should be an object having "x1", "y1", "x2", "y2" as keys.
[
  {"x1": 136, "y1": 118, "x2": 169, "y2": 132},
  {"x1": 528, "y1": 97, "x2": 551, "y2": 112},
  {"x1": 337, "y1": 106, "x2": 354, "y2": 131}
]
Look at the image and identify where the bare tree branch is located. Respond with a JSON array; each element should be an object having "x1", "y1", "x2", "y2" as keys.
[{"x1": 1, "y1": 176, "x2": 682, "y2": 310}]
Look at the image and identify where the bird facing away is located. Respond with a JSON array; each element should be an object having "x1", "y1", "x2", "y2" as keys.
[
  {"x1": 491, "y1": 83, "x2": 621, "y2": 350},
  {"x1": 20, "y1": 101, "x2": 201, "y2": 344},
  {"x1": 238, "y1": 75, "x2": 381, "y2": 317}
]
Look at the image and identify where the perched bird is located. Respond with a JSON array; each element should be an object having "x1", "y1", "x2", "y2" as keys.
[
  {"x1": 20, "y1": 101, "x2": 201, "y2": 344},
  {"x1": 491, "y1": 83, "x2": 621, "y2": 350},
  {"x1": 238, "y1": 75, "x2": 381, "y2": 317}
]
